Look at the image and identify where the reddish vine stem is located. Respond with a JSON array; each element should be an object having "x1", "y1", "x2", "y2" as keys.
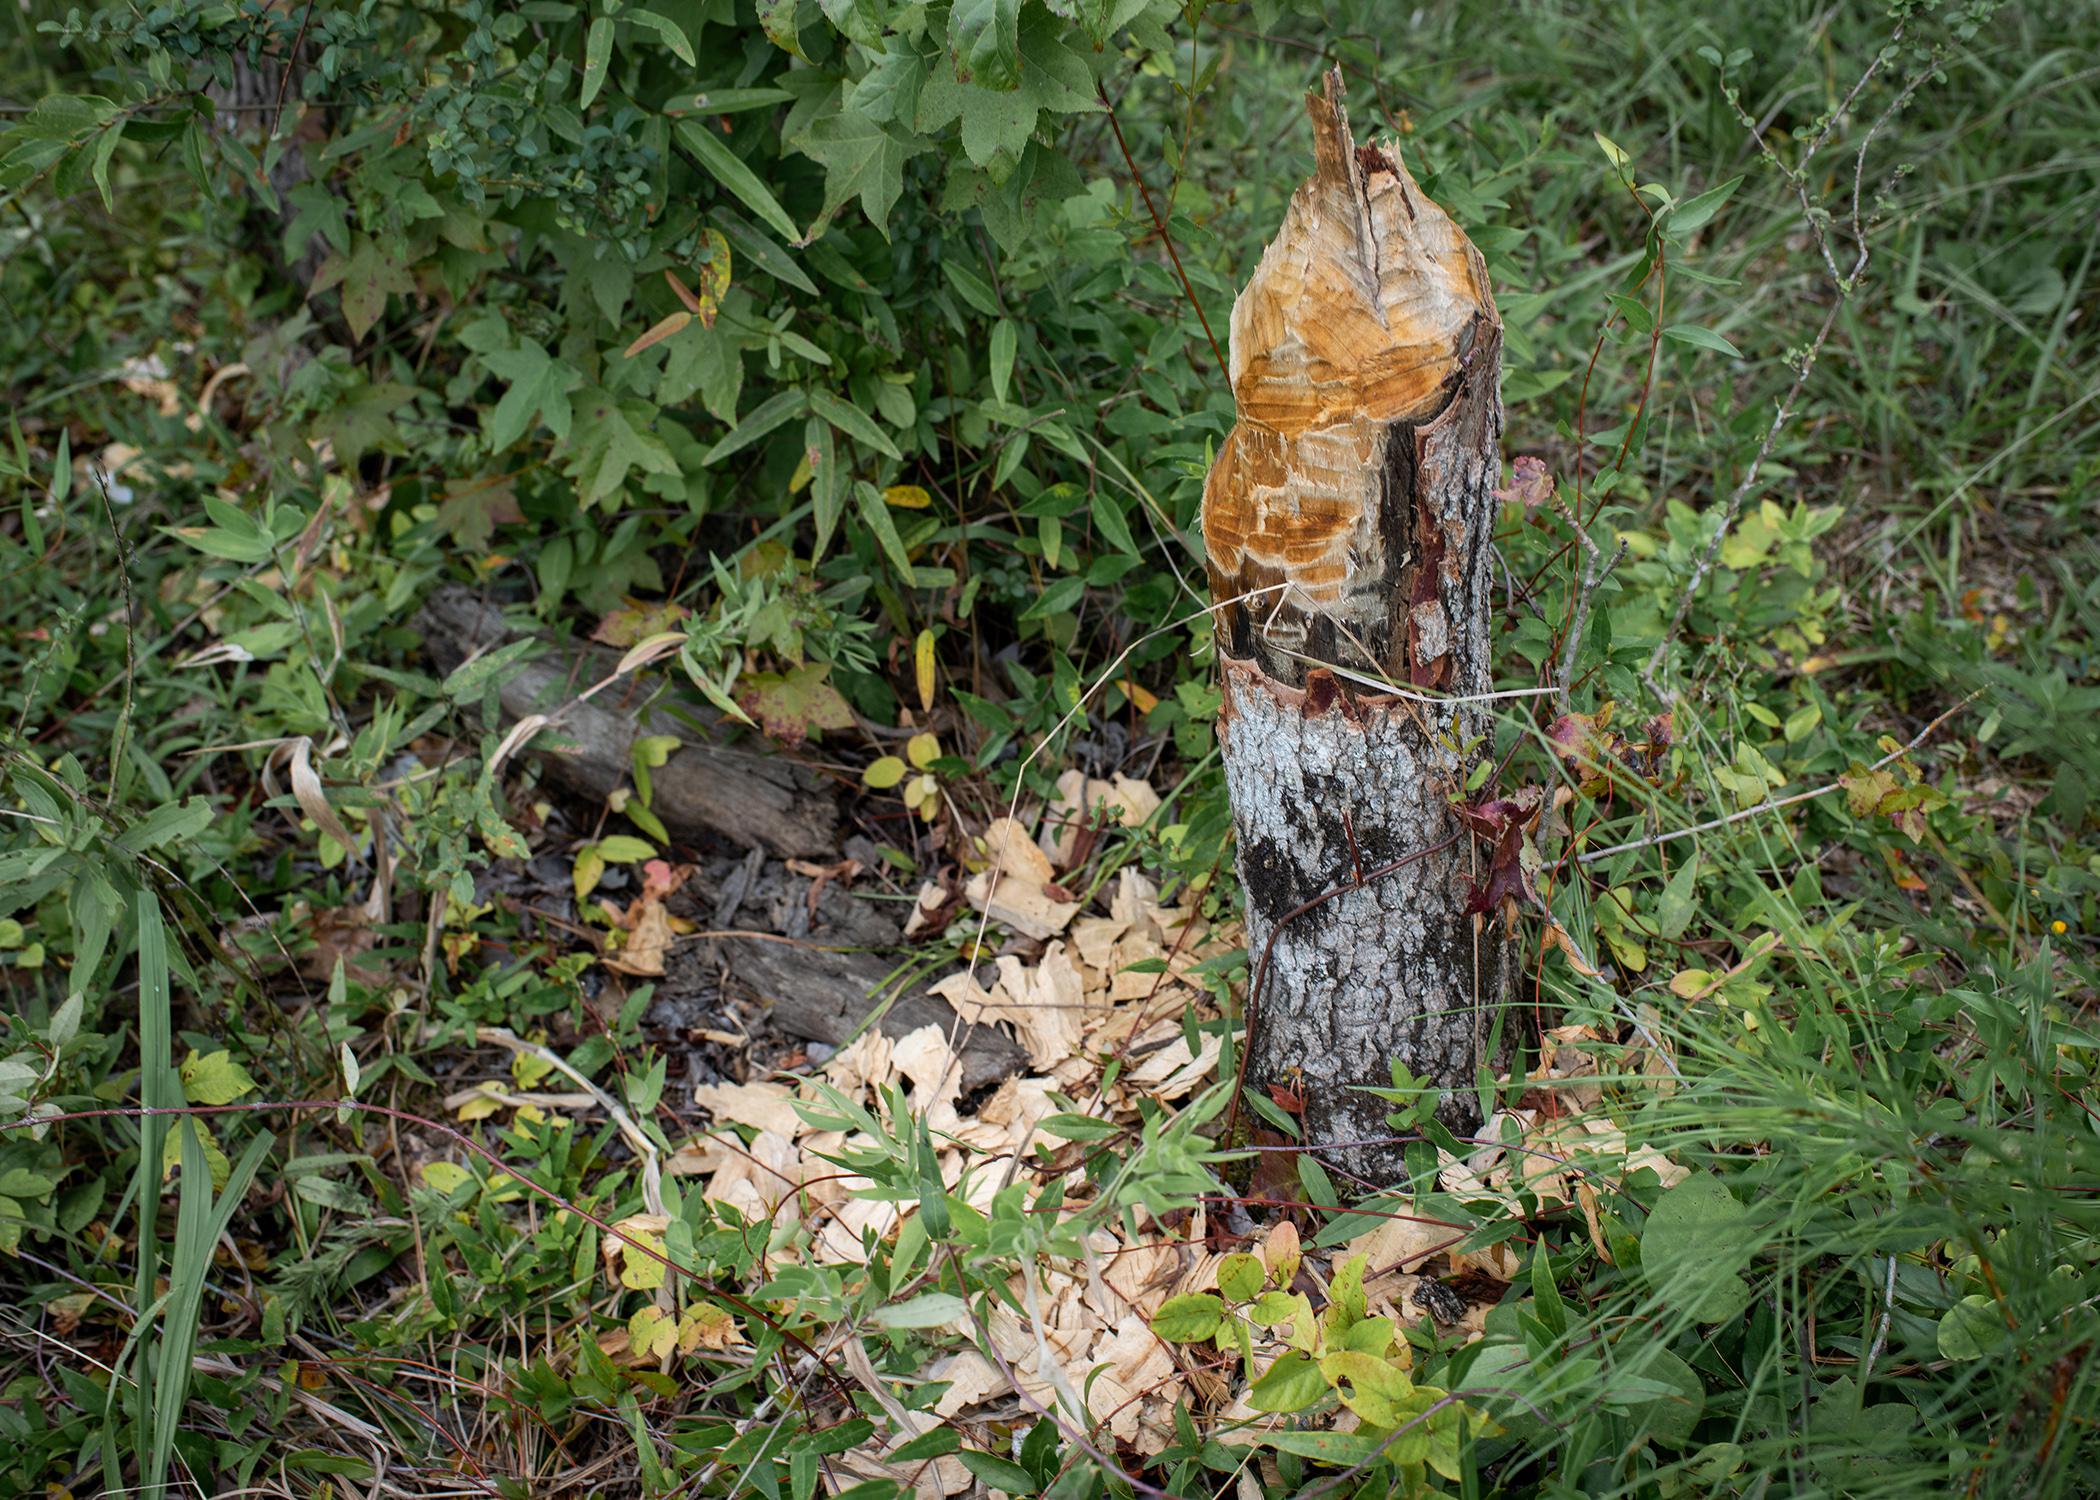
[
  {"x1": 3, "y1": 1099, "x2": 852, "y2": 1403},
  {"x1": 1097, "y1": 85, "x2": 1228, "y2": 375}
]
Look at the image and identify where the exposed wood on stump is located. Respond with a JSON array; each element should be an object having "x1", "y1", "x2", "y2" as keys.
[
  {"x1": 1204, "y1": 71, "x2": 1510, "y2": 1182},
  {"x1": 417, "y1": 587, "x2": 840, "y2": 859}
]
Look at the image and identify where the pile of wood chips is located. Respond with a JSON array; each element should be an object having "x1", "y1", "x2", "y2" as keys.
[{"x1": 573, "y1": 775, "x2": 1687, "y2": 1495}]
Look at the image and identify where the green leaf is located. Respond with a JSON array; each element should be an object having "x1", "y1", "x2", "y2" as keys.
[
  {"x1": 806, "y1": 416, "x2": 843, "y2": 559},
  {"x1": 1261, "y1": 1429, "x2": 1380, "y2": 1464},
  {"x1": 916, "y1": 12, "x2": 1097, "y2": 180},
  {"x1": 793, "y1": 104, "x2": 915, "y2": 237},
  {"x1": 855, "y1": 479, "x2": 916, "y2": 578},
  {"x1": 1666, "y1": 175, "x2": 1743, "y2": 237},
  {"x1": 580, "y1": 18, "x2": 613, "y2": 110},
  {"x1": 889, "y1": 1427, "x2": 961, "y2": 1463},
  {"x1": 664, "y1": 87, "x2": 796, "y2": 117},
  {"x1": 712, "y1": 208, "x2": 818, "y2": 295},
  {"x1": 1641, "y1": 1174, "x2": 1753, "y2": 1323},
  {"x1": 703, "y1": 388, "x2": 808, "y2": 465},
  {"x1": 990, "y1": 318, "x2": 1017, "y2": 403},
  {"x1": 484, "y1": 340, "x2": 580, "y2": 451},
  {"x1": 1247, "y1": 1349, "x2": 1326, "y2": 1413},
  {"x1": 950, "y1": 0, "x2": 1023, "y2": 90},
  {"x1": 315, "y1": 380, "x2": 415, "y2": 470},
  {"x1": 567, "y1": 391, "x2": 681, "y2": 507},
  {"x1": 957, "y1": 1450, "x2": 1036, "y2": 1496},
  {"x1": 597, "y1": 835, "x2": 657, "y2": 863},
  {"x1": 675, "y1": 119, "x2": 800, "y2": 244},
  {"x1": 1662, "y1": 324, "x2": 1743, "y2": 357},
  {"x1": 442, "y1": 637, "x2": 540, "y2": 700},
  {"x1": 1618, "y1": 1344, "x2": 1705, "y2": 1447},
  {"x1": 810, "y1": 388, "x2": 903, "y2": 460},
  {"x1": 1217, "y1": 1252, "x2": 1264, "y2": 1302},
  {"x1": 623, "y1": 8, "x2": 694, "y2": 65},
  {"x1": 756, "y1": 0, "x2": 805, "y2": 58},
  {"x1": 310, "y1": 236, "x2": 415, "y2": 343},
  {"x1": 1936, "y1": 1295, "x2": 2004, "y2": 1361},
  {"x1": 1654, "y1": 855, "x2": 1700, "y2": 940},
  {"x1": 871, "y1": 1291, "x2": 968, "y2": 1329},
  {"x1": 1320, "y1": 1349, "x2": 1413, "y2": 1426},
  {"x1": 659, "y1": 317, "x2": 744, "y2": 423},
  {"x1": 1149, "y1": 1292, "x2": 1224, "y2": 1342}
]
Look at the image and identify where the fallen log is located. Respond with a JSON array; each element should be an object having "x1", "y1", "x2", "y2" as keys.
[
  {"x1": 418, "y1": 587, "x2": 1025, "y2": 1088},
  {"x1": 416, "y1": 586, "x2": 839, "y2": 859},
  {"x1": 1204, "y1": 71, "x2": 1512, "y2": 1181}
]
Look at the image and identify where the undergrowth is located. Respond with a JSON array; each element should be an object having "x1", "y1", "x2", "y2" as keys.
[{"x1": 1, "y1": 0, "x2": 2096, "y2": 1496}]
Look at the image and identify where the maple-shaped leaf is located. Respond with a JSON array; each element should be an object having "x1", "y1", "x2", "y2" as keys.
[
  {"x1": 736, "y1": 663, "x2": 855, "y2": 745},
  {"x1": 314, "y1": 380, "x2": 415, "y2": 471},
  {"x1": 565, "y1": 390, "x2": 681, "y2": 508},
  {"x1": 794, "y1": 103, "x2": 915, "y2": 237},
  {"x1": 657, "y1": 312, "x2": 744, "y2": 421},
  {"x1": 436, "y1": 474, "x2": 523, "y2": 549},
  {"x1": 483, "y1": 339, "x2": 580, "y2": 451},
  {"x1": 916, "y1": 10, "x2": 1098, "y2": 181},
  {"x1": 949, "y1": 0, "x2": 1022, "y2": 90},
  {"x1": 310, "y1": 235, "x2": 415, "y2": 342}
]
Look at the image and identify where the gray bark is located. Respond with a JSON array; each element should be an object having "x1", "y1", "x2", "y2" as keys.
[
  {"x1": 1206, "y1": 73, "x2": 1511, "y2": 1183},
  {"x1": 417, "y1": 586, "x2": 840, "y2": 859}
]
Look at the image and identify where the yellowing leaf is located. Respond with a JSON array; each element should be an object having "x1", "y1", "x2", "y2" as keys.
[
  {"x1": 1669, "y1": 968, "x2": 1717, "y2": 1000},
  {"x1": 1117, "y1": 678, "x2": 1160, "y2": 714},
  {"x1": 914, "y1": 629, "x2": 936, "y2": 712},
  {"x1": 883, "y1": 484, "x2": 932, "y2": 509},
  {"x1": 906, "y1": 732, "x2": 941, "y2": 769},
  {"x1": 179, "y1": 1048, "x2": 257, "y2": 1106},
  {"x1": 454, "y1": 1084, "x2": 505, "y2": 1122},
  {"x1": 597, "y1": 835, "x2": 657, "y2": 863},
  {"x1": 735, "y1": 663, "x2": 855, "y2": 745},
  {"x1": 420, "y1": 1161, "x2": 474, "y2": 1194},
  {"x1": 161, "y1": 1120, "x2": 232, "y2": 1190},
  {"x1": 629, "y1": 1304, "x2": 678, "y2": 1360},
  {"x1": 573, "y1": 846, "x2": 607, "y2": 903},
  {"x1": 863, "y1": 755, "x2": 907, "y2": 790},
  {"x1": 679, "y1": 1302, "x2": 742, "y2": 1351},
  {"x1": 616, "y1": 1226, "x2": 667, "y2": 1291}
]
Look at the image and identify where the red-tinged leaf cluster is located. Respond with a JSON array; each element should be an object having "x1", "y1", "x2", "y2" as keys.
[
  {"x1": 1458, "y1": 784, "x2": 1546, "y2": 920},
  {"x1": 1840, "y1": 757, "x2": 1948, "y2": 842},
  {"x1": 1547, "y1": 702, "x2": 1674, "y2": 795}
]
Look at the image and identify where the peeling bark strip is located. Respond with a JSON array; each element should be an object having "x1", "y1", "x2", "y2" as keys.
[{"x1": 1204, "y1": 71, "x2": 1509, "y2": 1181}]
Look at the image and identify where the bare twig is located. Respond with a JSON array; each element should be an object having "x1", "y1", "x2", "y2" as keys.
[
  {"x1": 1644, "y1": 30, "x2": 1942, "y2": 692},
  {"x1": 1098, "y1": 86, "x2": 1228, "y2": 375}
]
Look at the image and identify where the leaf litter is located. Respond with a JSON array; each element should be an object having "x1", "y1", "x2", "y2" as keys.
[{"x1": 534, "y1": 794, "x2": 1698, "y2": 1490}]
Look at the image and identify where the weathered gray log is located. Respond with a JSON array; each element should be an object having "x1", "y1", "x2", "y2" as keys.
[
  {"x1": 1203, "y1": 72, "x2": 1511, "y2": 1181},
  {"x1": 416, "y1": 586, "x2": 840, "y2": 858},
  {"x1": 420, "y1": 588, "x2": 1025, "y2": 1088},
  {"x1": 717, "y1": 934, "x2": 1025, "y2": 1092}
]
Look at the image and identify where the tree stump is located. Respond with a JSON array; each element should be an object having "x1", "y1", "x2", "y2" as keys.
[{"x1": 1204, "y1": 70, "x2": 1510, "y2": 1182}]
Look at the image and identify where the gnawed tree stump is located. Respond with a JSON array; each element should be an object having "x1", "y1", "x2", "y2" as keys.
[{"x1": 1205, "y1": 71, "x2": 1510, "y2": 1182}]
